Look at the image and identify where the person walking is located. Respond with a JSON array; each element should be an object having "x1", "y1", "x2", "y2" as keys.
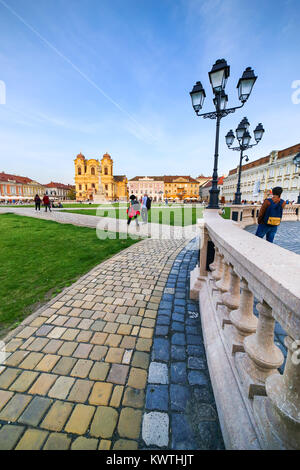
[
  {"x1": 141, "y1": 193, "x2": 149, "y2": 224},
  {"x1": 34, "y1": 194, "x2": 41, "y2": 211},
  {"x1": 255, "y1": 187, "x2": 286, "y2": 243},
  {"x1": 127, "y1": 195, "x2": 140, "y2": 229},
  {"x1": 42, "y1": 194, "x2": 51, "y2": 212},
  {"x1": 146, "y1": 195, "x2": 152, "y2": 218}
]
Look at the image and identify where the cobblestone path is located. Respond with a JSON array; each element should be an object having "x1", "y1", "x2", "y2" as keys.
[
  {"x1": 0, "y1": 236, "x2": 223, "y2": 450},
  {"x1": 142, "y1": 239, "x2": 224, "y2": 450},
  {"x1": 245, "y1": 221, "x2": 300, "y2": 255}
]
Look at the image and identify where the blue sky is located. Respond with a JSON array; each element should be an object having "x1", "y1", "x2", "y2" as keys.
[{"x1": 0, "y1": 0, "x2": 299, "y2": 184}]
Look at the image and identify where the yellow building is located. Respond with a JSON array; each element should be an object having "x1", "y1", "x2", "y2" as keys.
[
  {"x1": 163, "y1": 176, "x2": 200, "y2": 201},
  {"x1": 74, "y1": 152, "x2": 128, "y2": 201}
]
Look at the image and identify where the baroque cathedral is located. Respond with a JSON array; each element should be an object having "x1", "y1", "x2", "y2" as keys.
[{"x1": 74, "y1": 152, "x2": 128, "y2": 201}]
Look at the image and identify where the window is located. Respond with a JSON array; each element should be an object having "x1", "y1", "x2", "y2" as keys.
[
  {"x1": 91, "y1": 167, "x2": 95, "y2": 175},
  {"x1": 79, "y1": 184, "x2": 82, "y2": 190},
  {"x1": 105, "y1": 184, "x2": 108, "y2": 190},
  {"x1": 104, "y1": 167, "x2": 108, "y2": 175},
  {"x1": 92, "y1": 183, "x2": 95, "y2": 188},
  {"x1": 78, "y1": 167, "x2": 82, "y2": 175}
]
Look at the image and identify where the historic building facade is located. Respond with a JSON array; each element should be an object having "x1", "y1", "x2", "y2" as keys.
[
  {"x1": 44, "y1": 182, "x2": 75, "y2": 200},
  {"x1": 200, "y1": 177, "x2": 224, "y2": 203},
  {"x1": 163, "y1": 176, "x2": 200, "y2": 200},
  {"x1": 222, "y1": 143, "x2": 300, "y2": 203},
  {"x1": 74, "y1": 152, "x2": 128, "y2": 201},
  {"x1": 196, "y1": 175, "x2": 211, "y2": 188},
  {"x1": 128, "y1": 176, "x2": 164, "y2": 201},
  {"x1": 0, "y1": 172, "x2": 44, "y2": 200},
  {"x1": 128, "y1": 175, "x2": 201, "y2": 201}
]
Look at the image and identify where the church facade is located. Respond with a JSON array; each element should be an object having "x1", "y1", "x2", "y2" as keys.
[{"x1": 74, "y1": 152, "x2": 128, "y2": 201}]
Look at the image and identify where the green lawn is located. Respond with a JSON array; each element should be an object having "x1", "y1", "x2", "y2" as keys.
[
  {"x1": 0, "y1": 202, "x2": 128, "y2": 209},
  {"x1": 62, "y1": 206, "x2": 204, "y2": 226},
  {"x1": 0, "y1": 213, "x2": 139, "y2": 336}
]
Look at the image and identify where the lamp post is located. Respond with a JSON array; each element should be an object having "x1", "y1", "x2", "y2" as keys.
[
  {"x1": 225, "y1": 119, "x2": 265, "y2": 204},
  {"x1": 190, "y1": 60, "x2": 257, "y2": 209},
  {"x1": 293, "y1": 153, "x2": 300, "y2": 204}
]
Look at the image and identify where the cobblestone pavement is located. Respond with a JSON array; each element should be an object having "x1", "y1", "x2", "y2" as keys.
[
  {"x1": 0, "y1": 236, "x2": 223, "y2": 450},
  {"x1": 246, "y1": 221, "x2": 300, "y2": 371},
  {"x1": 0, "y1": 207, "x2": 198, "y2": 240},
  {"x1": 142, "y1": 239, "x2": 224, "y2": 450},
  {"x1": 245, "y1": 221, "x2": 300, "y2": 255}
]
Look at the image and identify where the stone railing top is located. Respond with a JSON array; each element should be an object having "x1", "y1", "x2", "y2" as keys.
[
  {"x1": 224, "y1": 203, "x2": 300, "y2": 209},
  {"x1": 201, "y1": 209, "x2": 300, "y2": 337}
]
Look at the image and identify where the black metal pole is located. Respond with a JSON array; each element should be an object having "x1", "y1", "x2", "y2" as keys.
[
  {"x1": 208, "y1": 94, "x2": 221, "y2": 209},
  {"x1": 234, "y1": 148, "x2": 243, "y2": 204}
]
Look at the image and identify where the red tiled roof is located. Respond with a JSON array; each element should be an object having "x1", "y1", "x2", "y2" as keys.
[
  {"x1": 202, "y1": 177, "x2": 224, "y2": 188},
  {"x1": 163, "y1": 175, "x2": 199, "y2": 183},
  {"x1": 44, "y1": 182, "x2": 75, "y2": 189},
  {"x1": 278, "y1": 143, "x2": 300, "y2": 159},
  {"x1": 0, "y1": 172, "x2": 38, "y2": 184},
  {"x1": 114, "y1": 175, "x2": 127, "y2": 182}
]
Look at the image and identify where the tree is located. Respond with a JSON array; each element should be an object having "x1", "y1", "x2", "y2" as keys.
[{"x1": 67, "y1": 188, "x2": 76, "y2": 200}]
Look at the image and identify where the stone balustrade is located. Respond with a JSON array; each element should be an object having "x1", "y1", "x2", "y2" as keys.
[
  {"x1": 227, "y1": 203, "x2": 300, "y2": 228},
  {"x1": 190, "y1": 209, "x2": 300, "y2": 450}
]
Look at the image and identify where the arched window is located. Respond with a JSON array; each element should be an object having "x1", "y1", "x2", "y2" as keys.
[
  {"x1": 104, "y1": 167, "x2": 108, "y2": 175},
  {"x1": 79, "y1": 184, "x2": 82, "y2": 190},
  {"x1": 78, "y1": 167, "x2": 82, "y2": 175},
  {"x1": 91, "y1": 167, "x2": 95, "y2": 175}
]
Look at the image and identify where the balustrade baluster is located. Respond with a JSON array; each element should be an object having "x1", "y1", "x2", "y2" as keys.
[
  {"x1": 212, "y1": 252, "x2": 224, "y2": 281},
  {"x1": 216, "y1": 260, "x2": 230, "y2": 292},
  {"x1": 209, "y1": 248, "x2": 219, "y2": 271},
  {"x1": 253, "y1": 335, "x2": 300, "y2": 449},
  {"x1": 229, "y1": 279, "x2": 257, "y2": 346},
  {"x1": 222, "y1": 266, "x2": 240, "y2": 310},
  {"x1": 238, "y1": 301, "x2": 284, "y2": 398}
]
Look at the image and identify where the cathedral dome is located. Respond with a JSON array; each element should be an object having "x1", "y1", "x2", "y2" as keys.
[
  {"x1": 76, "y1": 152, "x2": 85, "y2": 159},
  {"x1": 102, "y1": 152, "x2": 112, "y2": 159}
]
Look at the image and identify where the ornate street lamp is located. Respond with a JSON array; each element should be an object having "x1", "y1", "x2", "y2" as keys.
[
  {"x1": 190, "y1": 59, "x2": 257, "y2": 209},
  {"x1": 293, "y1": 153, "x2": 300, "y2": 204},
  {"x1": 226, "y1": 118, "x2": 265, "y2": 204}
]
